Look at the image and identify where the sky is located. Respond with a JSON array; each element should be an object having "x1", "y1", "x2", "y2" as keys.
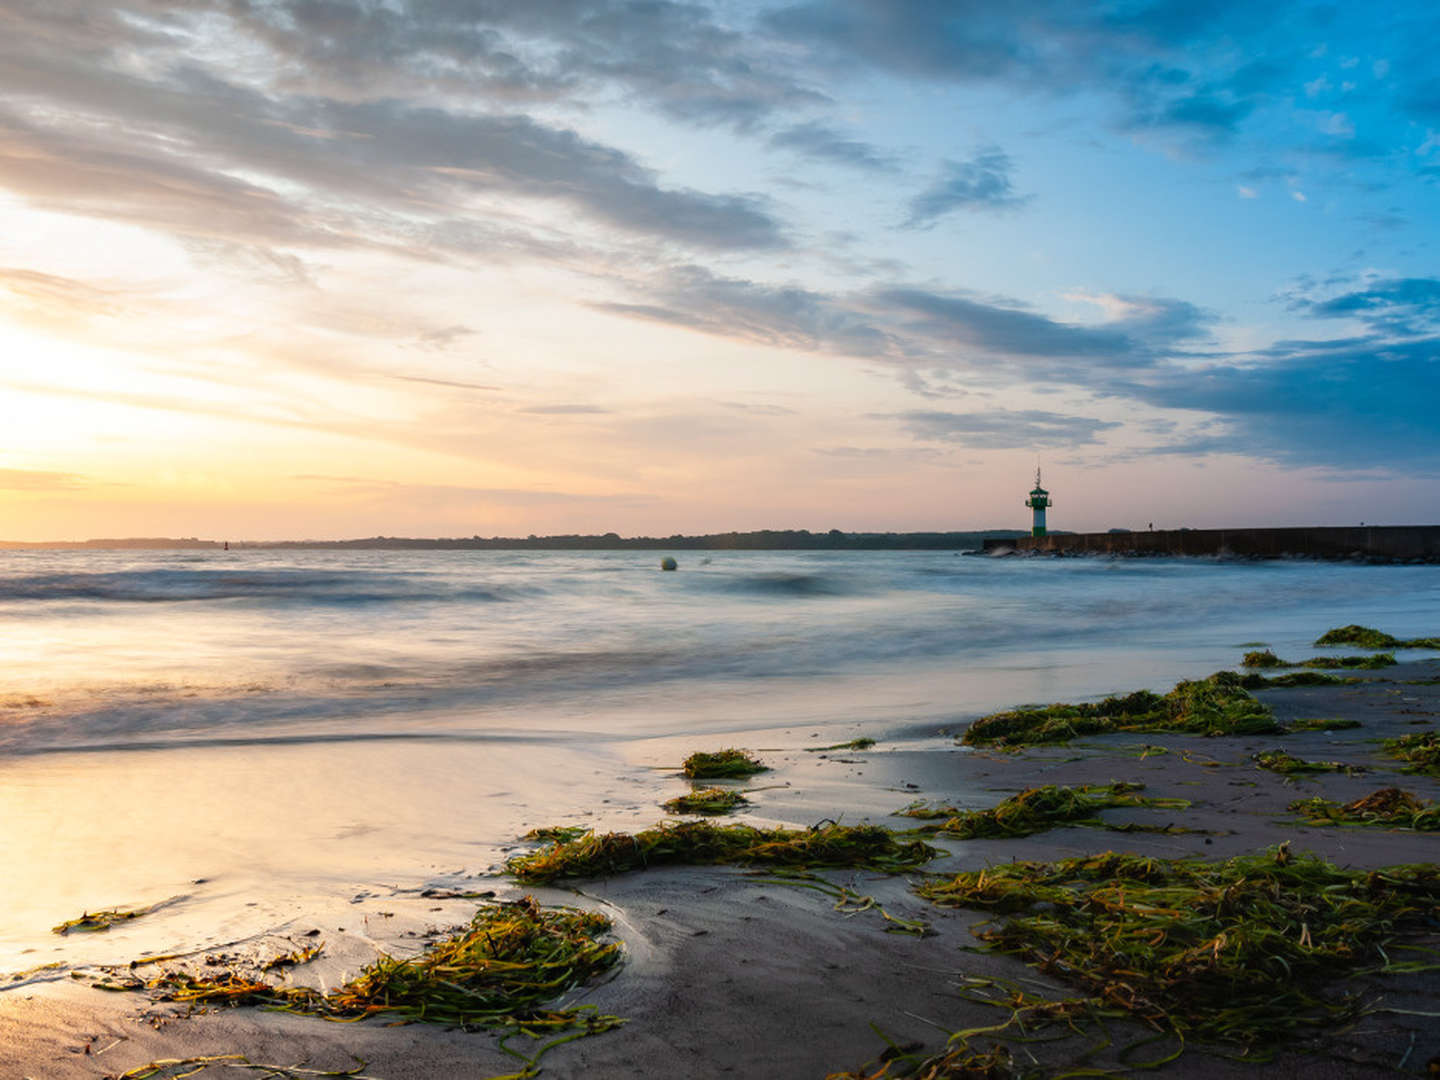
[{"x1": 1, "y1": 0, "x2": 1438, "y2": 540}]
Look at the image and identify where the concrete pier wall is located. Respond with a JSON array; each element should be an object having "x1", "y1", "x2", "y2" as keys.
[{"x1": 983, "y1": 525, "x2": 1440, "y2": 561}]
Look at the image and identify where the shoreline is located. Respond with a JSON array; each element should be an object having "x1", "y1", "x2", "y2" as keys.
[{"x1": 2, "y1": 658, "x2": 1438, "y2": 1078}]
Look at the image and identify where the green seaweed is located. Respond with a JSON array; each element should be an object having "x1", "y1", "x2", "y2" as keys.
[
  {"x1": 1302, "y1": 653, "x2": 1395, "y2": 669},
  {"x1": 661, "y1": 786, "x2": 749, "y2": 815},
  {"x1": 916, "y1": 845, "x2": 1440, "y2": 1053},
  {"x1": 1242, "y1": 650, "x2": 1394, "y2": 671},
  {"x1": 53, "y1": 905, "x2": 152, "y2": 935},
  {"x1": 926, "y1": 783, "x2": 1189, "y2": 840},
  {"x1": 896, "y1": 799, "x2": 960, "y2": 820},
  {"x1": 1315, "y1": 625, "x2": 1400, "y2": 648},
  {"x1": 1382, "y1": 731, "x2": 1440, "y2": 776},
  {"x1": 962, "y1": 671, "x2": 1277, "y2": 748},
  {"x1": 680, "y1": 749, "x2": 768, "y2": 778},
  {"x1": 1241, "y1": 649, "x2": 1285, "y2": 668},
  {"x1": 1315, "y1": 625, "x2": 1440, "y2": 650},
  {"x1": 1252, "y1": 749, "x2": 1356, "y2": 774},
  {"x1": 108, "y1": 1057, "x2": 382, "y2": 1080},
  {"x1": 524, "y1": 825, "x2": 592, "y2": 844},
  {"x1": 1288, "y1": 787, "x2": 1438, "y2": 830},
  {"x1": 132, "y1": 897, "x2": 622, "y2": 1076},
  {"x1": 506, "y1": 820, "x2": 939, "y2": 884},
  {"x1": 1240, "y1": 671, "x2": 1361, "y2": 689},
  {"x1": 807, "y1": 737, "x2": 878, "y2": 752}
]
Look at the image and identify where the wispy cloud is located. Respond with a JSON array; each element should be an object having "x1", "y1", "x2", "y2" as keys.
[
  {"x1": 905, "y1": 148, "x2": 1030, "y2": 226},
  {"x1": 886, "y1": 409, "x2": 1121, "y2": 449}
]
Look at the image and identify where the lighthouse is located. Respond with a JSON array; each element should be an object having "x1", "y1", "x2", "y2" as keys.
[{"x1": 1025, "y1": 468, "x2": 1051, "y2": 537}]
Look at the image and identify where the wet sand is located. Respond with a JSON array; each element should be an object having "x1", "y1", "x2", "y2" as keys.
[{"x1": 2, "y1": 659, "x2": 1437, "y2": 1079}]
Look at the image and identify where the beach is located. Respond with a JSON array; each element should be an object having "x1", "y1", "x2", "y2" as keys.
[{"x1": 1, "y1": 551, "x2": 1438, "y2": 1077}]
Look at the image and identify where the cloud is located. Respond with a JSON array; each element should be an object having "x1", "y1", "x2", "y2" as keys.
[
  {"x1": 905, "y1": 148, "x2": 1030, "y2": 226},
  {"x1": 519, "y1": 404, "x2": 612, "y2": 415},
  {"x1": 886, "y1": 409, "x2": 1121, "y2": 449},
  {"x1": 768, "y1": 122, "x2": 896, "y2": 171},
  {"x1": 0, "y1": 468, "x2": 89, "y2": 491},
  {"x1": 1117, "y1": 335, "x2": 1440, "y2": 470},
  {"x1": 294, "y1": 475, "x2": 655, "y2": 507},
  {"x1": 0, "y1": 16, "x2": 790, "y2": 258},
  {"x1": 1290, "y1": 277, "x2": 1440, "y2": 335}
]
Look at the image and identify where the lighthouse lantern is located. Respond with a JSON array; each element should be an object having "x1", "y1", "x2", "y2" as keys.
[{"x1": 1024, "y1": 468, "x2": 1052, "y2": 538}]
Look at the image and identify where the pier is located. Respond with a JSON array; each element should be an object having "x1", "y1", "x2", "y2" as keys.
[{"x1": 983, "y1": 525, "x2": 1440, "y2": 562}]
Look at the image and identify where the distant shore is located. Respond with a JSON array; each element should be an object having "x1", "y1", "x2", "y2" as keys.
[{"x1": 0, "y1": 529, "x2": 1031, "y2": 551}]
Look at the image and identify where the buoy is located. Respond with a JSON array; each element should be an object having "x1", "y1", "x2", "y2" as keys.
[{"x1": 660, "y1": 557, "x2": 678, "y2": 571}]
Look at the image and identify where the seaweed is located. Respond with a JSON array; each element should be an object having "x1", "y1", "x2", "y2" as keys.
[
  {"x1": 1383, "y1": 731, "x2": 1440, "y2": 776},
  {"x1": 1288, "y1": 787, "x2": 1438, "y2": 830},
  {"x1": 962, "y1": 672, "x2": 1277, "y2": 748},
  {"x1": 53, "y1": 905, "x2": 152, "y2": 935},
  {"x1": 827, "y1": 1039, "x2": 1021, "y2": 1080},
  {"x1": 1240, "y1": 671, "x2": 1361, "y2": 689},
  {"x1": 661, "y1": 786, "x2": 749, "y2": 815},
  {"x1": 524, "y1": 825, "x2": 591, "y2": 843},
  {"x1": 128, "y1": 897, "x2": 622, "y2": 1077},
  {"x1": 1315, "y1": 625, "x2": 1440, "y2": 650},
  {"x1": 1302, "y1": 653, "x2": 1395, "y2": 669},
  {"x1": 807, "y1": 737, "x2": 878, "y2": 752},
  {"x1": 1241, "y1": 650, "x2": 1285, "y2": 668},
  {"x1": 916, "y1": 845, "x2": 1440, "y2": 1053},
  {"x1": 680, "y1": 749, "x2": 768, "y2": 778},
  {"x1": 1242, "y1": 651, "x2": 1394, "y2": 670},
  {"x1": 1315, "y1": 625, "x2": 1400, "y2": 649},
  {"x1": 924, "y1": 783, "x2": 1190, "y2": 840},
  {"x1": 107, "y1": 1057, "x2": 382, "y2": 1080},
  {"x1": 259, "y1": 943, "x2": 325, "y2": 972},
  {"x1": 506, "y1": 820, "x2": 939, "y2": 884},
  {"x1": 896, "y1": 799, "x2": 960, "y2": 820},
  {"x1": 752, "y1": 870, "x2": 932, "y2": 937},
  {"x1": 1252, "y1": 749, "x2": 1357, "y2": 774}
]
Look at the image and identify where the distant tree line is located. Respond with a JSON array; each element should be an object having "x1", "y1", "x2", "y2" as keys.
[
  {"x1": 2, "y1": 529, "x2": 1057, "y2": 551},
  {"x1": 239, "y1": 528, "x2": 1038, "y2": 551}
]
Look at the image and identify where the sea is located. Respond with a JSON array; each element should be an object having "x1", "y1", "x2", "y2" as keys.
[{"x1": 0, "y1": 548, "x2": 1436, "y2": 968}]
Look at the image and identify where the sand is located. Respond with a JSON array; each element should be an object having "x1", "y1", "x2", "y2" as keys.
[{"x1": 2, "y1": 660, "x2": 1438, "y2": 1079}]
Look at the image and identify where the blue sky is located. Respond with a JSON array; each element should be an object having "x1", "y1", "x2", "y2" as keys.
[{"x1": 0, "y1": 0, "x2": 1436, "y2": 538}]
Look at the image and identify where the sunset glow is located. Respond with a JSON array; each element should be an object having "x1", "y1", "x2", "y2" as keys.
[{"x1": 2, "y1": 2, "x2": 1437, "y2": 539}]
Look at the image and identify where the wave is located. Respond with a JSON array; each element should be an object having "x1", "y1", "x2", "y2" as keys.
[
  {"x1": 696, "y1": 571, "x2": 859, "y2": 598},
  {"x1": 0, "y1": 569, "x2": 527, "y2": 606}
]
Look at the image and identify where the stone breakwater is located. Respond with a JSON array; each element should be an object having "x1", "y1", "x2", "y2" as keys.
[{"x1": 983, "y1": 525, "x2": 1440, "y2": 562}]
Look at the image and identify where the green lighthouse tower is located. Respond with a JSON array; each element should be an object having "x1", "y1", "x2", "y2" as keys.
[{"x1": 1025, "y1": 468, "x2": 1051, "y2": 537}]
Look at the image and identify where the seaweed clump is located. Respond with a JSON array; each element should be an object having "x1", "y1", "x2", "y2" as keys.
[
  {"x1": 661, "y1": 786, "x2": 749, "y2": 815},
  {"x1": 143, "y1": 896, "x2": 621, "y2": 1039},
  {"x1": 1252, "y1": 749, "x2": 1356, "y2": 775},
  {"x1": 926, "y1": 783, "x2": 1188, "y2": 840},
  {"x1": 1383, "y1": 731, "x2": 1440, "y2": 776},
  {"x1": 1316, "y1": 625, "x2": 1400, "y2": 648},
  {"x1": 1242, "y1": 650, "x2": 1286, "y2": 668},
  {"x1": 826, "y1": 1042, "x2": 1019, "y2": 1080},
  {"x1": 1289, "y1": 787, "x2": 1438, "y2": 830},
  {"x1": 1315, "y1": 625, "x2": 1440, "y2": 649},
  {"x1": 916, "y1": 845, "x2": 1440, "y2": 1051},
  {"x1": 962, "y1": 672, "x2": 1277, "y2": 748},
  {"x1": 53, "y1": 906, "x2": 151, "y2": 935},
  {"x1": 681, "y1": 749, "x2": 767, "y2": 779},
  {"x1": 1242, "y1": 650, "x2": 1394, "y2": 670},
  {"x1": 507, "y1": 820, "x2": 939, "y2": 884},
  {"x1": 807, "y1": 737, "x2": 878, "y2": 752},
  {"x1": 1239, "y1": 671, "x2": 1361, "y2": 689}
]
